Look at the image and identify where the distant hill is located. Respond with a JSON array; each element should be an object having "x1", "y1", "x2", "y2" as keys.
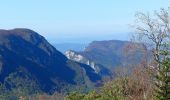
[
  {"x1": 53, "y1": 43, "x2": 87, "y2": 53},
  {"x1": 65, "y1": 40, "x2": 147, "y2": 70},
  {"x1": 0, "y1": 28, "x2": 101, "y2": 94}
]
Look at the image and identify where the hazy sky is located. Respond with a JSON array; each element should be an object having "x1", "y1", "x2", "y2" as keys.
[{"x1": 0, "y1": 0, "x2": 170, "y2": 43}]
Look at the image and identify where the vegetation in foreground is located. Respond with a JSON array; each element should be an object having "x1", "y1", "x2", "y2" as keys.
[{"x1": 0, "y1": 8, "x2": 170, "y2": 100}]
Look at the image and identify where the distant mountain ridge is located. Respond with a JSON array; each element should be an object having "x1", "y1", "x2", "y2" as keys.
[
  {"x1": 0, "y1": 28, "x2": 101, "y2": 94},
  {"x1": 65, "y1": 40, "x2": 146, "y2": 70}
]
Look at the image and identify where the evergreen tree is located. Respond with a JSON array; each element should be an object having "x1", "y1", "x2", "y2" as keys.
[{"x1": 155, "y1": 48, "x2": 170, "y2": 100}]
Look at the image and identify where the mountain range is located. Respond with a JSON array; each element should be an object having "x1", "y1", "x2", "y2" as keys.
[
  {"x1": 0, "y1": 28, "x2": 148, "y2": 96},
  {"x1": 0, "y1": 28, "x2": 102, "y2": 94},
  {"x1": 65, "y1": 40, "x2": 147, "y2": 71}
]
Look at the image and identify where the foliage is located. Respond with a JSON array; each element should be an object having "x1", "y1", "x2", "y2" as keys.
[
  {"x1": 0, "y1": 67, "x2": 41, "y2": 100},
  {"x1": 64, "y1": 66, "x2": 155, "y2": 100},
  {"x1": 65, "y1": 92, "x2": 85, "y2": 100},
  {"x1": 155, "y1": 49, "x2": 170, "y2": 99},
  {"x1": 134, "y1": 8, "x2": 170, "y2": 99}
]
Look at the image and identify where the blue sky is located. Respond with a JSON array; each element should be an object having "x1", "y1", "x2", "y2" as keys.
[{"x1": 0, "y1": 0, "x2": 170, "y2": 43}]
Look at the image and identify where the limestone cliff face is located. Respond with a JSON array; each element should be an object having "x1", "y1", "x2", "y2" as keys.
[
  {"x1": 65, "y1": 50, "x2": 110, "y2": 76},
  {"x1": 65, "y1": 50, "x2": 100, "y2": 73}
]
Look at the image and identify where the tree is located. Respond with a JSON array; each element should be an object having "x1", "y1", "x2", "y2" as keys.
[
  {"x1": 155, "y1": 48, "x2": 170, "y2": 99},
  {"x1": 134, "y1": 8, "x2": 170, "y2": 99},
  {"x1": 64, "y1": 92, "x2": 85, "y2": 100}
]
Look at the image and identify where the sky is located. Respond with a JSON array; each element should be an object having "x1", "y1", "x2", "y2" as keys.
[{"x1": 0, "y1": 0, "x2": 170, "y2": 43}]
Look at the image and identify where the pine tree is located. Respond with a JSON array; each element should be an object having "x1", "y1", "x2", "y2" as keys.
[{"x1": 155, "y1": 48, "x2": 170, "y2": 100}]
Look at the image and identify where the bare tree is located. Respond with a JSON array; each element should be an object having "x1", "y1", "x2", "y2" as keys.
[
  {"x1": 133, "y1": 8, "x2": 170, "y2": 70},
  {"x1": 133, "y1": 8, "x2": 170, "y2": 99}
]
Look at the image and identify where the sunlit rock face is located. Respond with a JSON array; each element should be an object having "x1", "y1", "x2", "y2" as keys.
[{"x1": 65, "y1": 50, "x2": 110, "y2": 76}]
